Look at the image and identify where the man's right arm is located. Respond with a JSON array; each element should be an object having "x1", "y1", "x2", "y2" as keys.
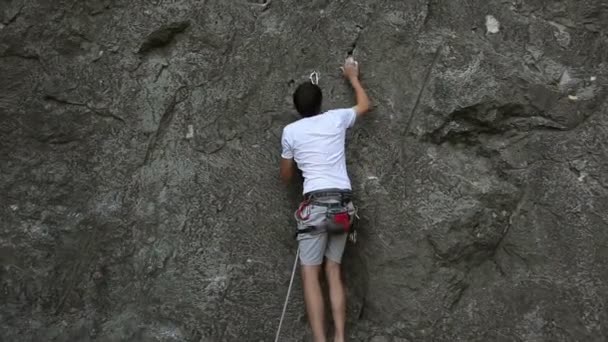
[
  {"x1": 349, "y1": 76, "x2": 370, "y2": 117},
  {"x1": 342, "y1": 57, "x2": 370, "y2": 117}
]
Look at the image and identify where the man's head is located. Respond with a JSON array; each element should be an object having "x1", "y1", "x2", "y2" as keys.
[{"x1": 293, "y1": 82, "x2": 322, "y2": 117}]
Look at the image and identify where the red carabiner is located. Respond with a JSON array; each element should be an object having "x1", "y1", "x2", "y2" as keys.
[{"x1": 296, "y1": 199, "x2": 311, "y2": 220}]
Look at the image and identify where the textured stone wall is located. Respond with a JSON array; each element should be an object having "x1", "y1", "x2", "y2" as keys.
[{"x1": 1, "y1": 0, "x2": 607, "y2": 341}]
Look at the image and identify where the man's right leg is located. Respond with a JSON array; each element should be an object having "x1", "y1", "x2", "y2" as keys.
[
  {"x1": 299, "y1": 234, "x2": 329, "y2": 342},
  {"x1": 324, "y1": 260, "x2": 346, "y2": 342},
  {"x1": 325, "y1": 233, "x2": 349, "y2": 342}
]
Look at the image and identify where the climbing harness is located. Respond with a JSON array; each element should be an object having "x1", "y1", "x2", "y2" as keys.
[
  {"x1": 294, "y1": 190, "x2": 359, "y2": 241},
  {"x1": 309, "y1": 71, "x2": 320, "y2": 85},
  {"x1": 274, "y1": 247, "x2": 299, "y2": 342}
]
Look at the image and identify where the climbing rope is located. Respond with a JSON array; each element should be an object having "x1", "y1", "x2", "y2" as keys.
[
  {"x1": 309, "y1": 71, "x2": 320, "y2": 85},
  {"x1": 274, "y1": 247, "x2": 300, "y2": 342}
]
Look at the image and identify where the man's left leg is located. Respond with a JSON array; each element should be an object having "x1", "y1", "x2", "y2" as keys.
[
  {"x1": 325, "y1": 233, "x2": 349, "y2": 342},
  {"x1": 302, "y1": 264, "x2": 326, "y2": 342}
]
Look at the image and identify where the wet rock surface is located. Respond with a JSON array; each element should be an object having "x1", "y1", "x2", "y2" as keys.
[{"x1": 1, "y1": 0, "x2": 607, "y2": 341}]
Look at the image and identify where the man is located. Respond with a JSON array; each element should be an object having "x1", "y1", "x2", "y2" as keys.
[{"x1": 279, "y1": 57, "x2": 370, "y2": 342}]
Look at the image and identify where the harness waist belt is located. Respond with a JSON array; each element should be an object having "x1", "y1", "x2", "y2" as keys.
[
  {"x1": 304, "y1": 188, "x2": 352, "y2": 200},
  {"x1": 307, "y1": 201, "x2": 347, "y2": 208}
]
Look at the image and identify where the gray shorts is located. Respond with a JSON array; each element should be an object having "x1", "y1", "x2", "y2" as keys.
[{"x1": 295, "y1": 198, "x2": 356, "y2": 266}]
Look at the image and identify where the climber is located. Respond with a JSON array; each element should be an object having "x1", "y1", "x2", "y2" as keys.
[{"x1": 279, "y1": 56, "x2": 371, "y2": 342}]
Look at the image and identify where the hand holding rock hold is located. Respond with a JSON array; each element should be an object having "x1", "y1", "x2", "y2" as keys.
[{"x1": 341, "y1": 56, "x2": 359, "y2": 80}]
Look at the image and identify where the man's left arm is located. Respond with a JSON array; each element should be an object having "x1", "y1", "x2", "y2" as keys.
[
  {"x1": 279, "y1": 158, "x2": 296, "y2": 185},
  {"x1": 279, "y1": 129, "x2": 296, "y2": 185}
]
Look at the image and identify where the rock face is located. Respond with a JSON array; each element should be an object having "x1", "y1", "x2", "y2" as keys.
[{"x1": 1, "y1": 0, "x2": 607, "y2": 341}]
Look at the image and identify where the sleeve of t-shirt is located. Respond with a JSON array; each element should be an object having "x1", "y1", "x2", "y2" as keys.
[
  {"x1": 333, "y1": 107, "x2": 357, "y2": 129},
  {"x1": 280, "y1": 128, "x2": 294, "y2": 159}
]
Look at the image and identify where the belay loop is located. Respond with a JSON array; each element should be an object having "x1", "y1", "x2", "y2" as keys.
[{"x1": 309, "y1": 71, "x2": 320, "y2": 85}]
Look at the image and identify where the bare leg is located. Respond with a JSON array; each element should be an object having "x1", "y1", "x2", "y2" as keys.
[
  {"x1": 325, "y1": 260, "x2": 346, "y2": 342},
  {"x1": 302, "y1": 264, "x2": 326, "y2": 342}
]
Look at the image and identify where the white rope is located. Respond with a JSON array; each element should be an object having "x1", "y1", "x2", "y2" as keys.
[
  {"x1": 309, "y1": 71, "x2": 320, "y2": 85},
  {"x1": 274, "y1": 247, "x2": 300, "y2": 342}
]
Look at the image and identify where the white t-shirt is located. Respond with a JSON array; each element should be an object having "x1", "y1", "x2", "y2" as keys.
[{"x1": 281, "y1": 107, "x2": 357, "y2": 194}]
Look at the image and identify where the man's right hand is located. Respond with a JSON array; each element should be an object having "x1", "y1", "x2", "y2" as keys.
[
  {"x1": 341, "y1": 56, "x2": 359, "y2": 80},
  {"x1": 341, "y1": 56, "x2": 370, "y2": 117}
]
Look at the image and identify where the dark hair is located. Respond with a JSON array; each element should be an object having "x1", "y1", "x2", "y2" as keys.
[{"x1": 293, "y1": 82, "x2": 322, "y2": 117}]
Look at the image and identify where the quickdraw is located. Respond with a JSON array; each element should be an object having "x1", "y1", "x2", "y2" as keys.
[{"x1": 309, "y1": 71, "x2": 320, "y2": 85}]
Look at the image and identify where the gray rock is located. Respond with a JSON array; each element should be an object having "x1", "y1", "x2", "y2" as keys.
[
  {"x1": 1, "y1": 0, "x2": 607, "y2": 341},
  {"x1": 370, "y1": 336, "x2": 390, "y2": 342},
  {"x1": 138, "y1": 21, "x2": 190, "y2": 55}
]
